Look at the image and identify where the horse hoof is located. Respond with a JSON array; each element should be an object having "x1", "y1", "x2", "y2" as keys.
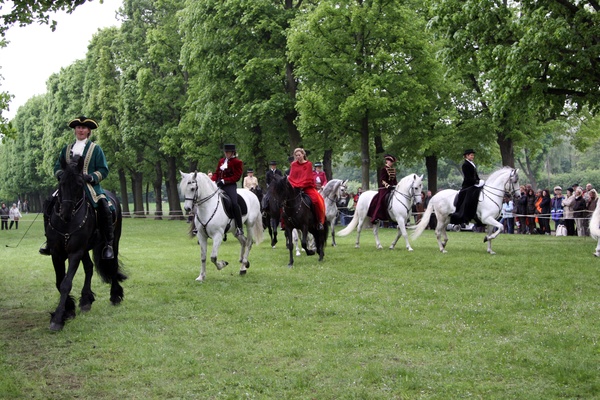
[
  {"x1": 287, "y1": 264, "x2": 293, "y2": 268},
  {"x1": 80, "y1": 304, "x2": 92, "y2": 312},
  {"x1": 489, "y1": 251, "x2": 496, "y2": 255},
  {"x1": 272, "y1": 245, "x2": 276, "y2": 249},
  {"x1": 483, "y1": 237, "x2": 489, "y2": 243},
  {"x1": 594, "y1": 252, "x2": 600, "y2": 257},
  {"x1": 441, "y1": 249, "x2": 448, "y2": 253},
  {"x1": 407, "y1": 248, "x2": 414, "y2": 252},
  {"x1": 331, "y1": 243, "x2": 336, "y2": 247},
  {"x1": 354, "y1": 244, "x2": 360, "y2": 249},
  {"x1": 195, "y1": 276, "x2": 205, "y2": 282},
  {"x1": 296, "y1": 251, "x2": 301, "y2": 256},
  {"x1": 49, "y1": 322, "x2": 64, "y2": 332},
  {"x1": 239, "y1": 269, "x2": 247, "y2": 276}
]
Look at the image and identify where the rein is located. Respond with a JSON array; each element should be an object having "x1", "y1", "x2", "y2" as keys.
[
  {"x1": 49, "y1": 190, "x2": 90, "y2": 247},
  {"x1": 188, "y1": 178, "x2": 223, "y2": 236},
  {"x1": 389, "y1": 181, "x2": 419, "y2": 213},
  {"x1": 481, "y1": 169, "x2": 518, "y2": 211}
]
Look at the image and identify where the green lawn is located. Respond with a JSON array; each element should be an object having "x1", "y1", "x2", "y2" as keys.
[{"x1": 1, "y1": 216, "x2": 599, "y2": 399}]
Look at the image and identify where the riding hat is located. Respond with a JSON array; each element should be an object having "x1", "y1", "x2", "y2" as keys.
[
  {"x1": 247, "y1": 169, "x2": 254, "y2": 173},
  {"x1": 269, "y1": 160, "x2": 277, "y2": 165},
  {"x1": 223, "y1": 144, "x2": 236, "y2": 152},
  {"x1": 463, "y1": 149, "x2": 476, "y2": 156},
  {"x1": 384, "y1": 154, "x2": 396, "y2": 163},
  {"x1": 314, "y1": 162, "x2": 323, "y2": 167},
  {"x1": 68, "y1": 116, "x2": 98, "y2": 130}
]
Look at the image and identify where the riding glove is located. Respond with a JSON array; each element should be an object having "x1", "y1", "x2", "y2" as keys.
[
  {"x1": 83, "y1": 174, "x2": 94, "y2": 184},
  {"x1": 217, "y1": 180, "x2": 225, "y2": 188},
  {"x1": 56, "y1": 171, "x2": 64, "y2": 181}
]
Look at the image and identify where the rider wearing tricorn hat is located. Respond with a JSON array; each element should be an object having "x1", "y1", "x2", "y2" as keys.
[
  {"x1": 450, "y1": 148, "x2": 483, "y2": 225},
  {"x1": 40, "y1": 116, "x2": 115, "y2": 259},
  {"x1": 212, "y1": 144, "x2": 245, "y2": 239}
]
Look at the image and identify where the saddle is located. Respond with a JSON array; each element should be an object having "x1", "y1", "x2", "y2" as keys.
[{"x1": 220, "y1": 192, "x2": 248, "y2": 220}]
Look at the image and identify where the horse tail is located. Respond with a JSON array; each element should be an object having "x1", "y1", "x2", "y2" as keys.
[
  {"x1": 251, "y1": 213, "x2": 265, "y2": 244},
  {"x1": 590, "y1": 206, "x2": 600, "y2": 239},
  {"x1": 337, "y1": 211, "x2": 358, "y2": 237},
  {"x1": 93, "y1": 247, "x2": 128, "y2": 285},
  {"x1": 411, "y1": 201, "x2": 434, "y2": 240}
]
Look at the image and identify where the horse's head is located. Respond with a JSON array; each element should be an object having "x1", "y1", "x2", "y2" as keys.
[
  {"x1": 58, "y1": 155, "x2": 86, "y2": 222},
  {"x1": 267, "y1": 174, "x2": 291, "y2": 203},
  {"x1": 397, "y1": 174, "x2": 424, "y2": 204},
  {"x1": 180, "y1": 171, "x2": 199, "y2": 213},
  {"x1": 508, "y1": 168, "x2": 520, "y2": 199}
]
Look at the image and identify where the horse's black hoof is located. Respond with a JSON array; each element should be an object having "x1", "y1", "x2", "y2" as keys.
[
  {"x1": 49, "y1": 322, "x2": 64, "y2": 332},
  {"x1": 239, "y1": 269, "x2": 247, "y2": 276},
  {"x1": 80, "y1": 304, "x2": 92, "y2": 312},
  {"x1": 483, "y1": 237, "x2": 488, "y2": 243}
]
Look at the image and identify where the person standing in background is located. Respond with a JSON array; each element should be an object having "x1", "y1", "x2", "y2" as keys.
[{"x1": 9, "y1": 203, "x2": 22, "y2": 230}]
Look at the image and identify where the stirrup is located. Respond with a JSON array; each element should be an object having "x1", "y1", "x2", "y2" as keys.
[
  {"x1": 39, "y1": 243, "x2": 51, "y2": 256},
  {"x1": 102, "y1": 245, "x2": 114, "y2": 260}
]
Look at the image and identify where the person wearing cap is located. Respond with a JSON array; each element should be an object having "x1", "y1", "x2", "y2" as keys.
[
  {"x1": 40, "y1": 116, "x2": 115, "y2": 259},
  {"x1": 288, "y1": 148, "x2": 326, "y2": 230},
  {"x1": 212, "y1": 144, "x2": 245, "y2": 238},
  {"x1": 243, "y1": 169, "x2": 259, "y2": 190},
  {"x1": 450, "y1": 149, "x2": 483, "y2": 225},
  {"x1": 313, "y1": 162, "x2": 328, "y2": 189},
  {"x1": 367, "y1": 154, "x2": 398, "y2": 223},
  {"x1": 265, "y1": 160, "x2": 283, "y2": 187}
]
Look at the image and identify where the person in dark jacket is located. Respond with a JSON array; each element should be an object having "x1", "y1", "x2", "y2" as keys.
[
  {"x1": 573, "y1": 188, "x2": 587, "y2": 236},
  {"x1": 516, "y1": 185, "x2": 528, "y2": 234},
  {"x1": 539, "y1": 189, "x2": 552, "y2": 235},
  {"x1": 450, "y1": 149, "x2": 482, "y2": 224}
]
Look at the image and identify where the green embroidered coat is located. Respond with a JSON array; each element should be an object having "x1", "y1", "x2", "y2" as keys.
[{"x1": 54, "y1": 141, "x2": 109, "y2": 208}]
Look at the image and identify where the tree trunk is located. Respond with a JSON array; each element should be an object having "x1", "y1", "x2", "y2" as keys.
[
  {"x1": 425, "y1": 155, "x2": 438, "y2": 194},
  {"x1": 131, "y1": 170, "x2": 145, "y2": 217},
  {"x1": 167, "y1": 156, "x2": 184, "y2": 220},
  {"x1": 118, "y1": 168, "x2": 130, "y2": 217},
  {"x1": 497, "y1": 129, "x2": 515, "y2": 167},
  {"x1": 360, "y1": 115, "x2": 371, "y2": 190},
  {"x1": 154, "y1": 161, "x2": 163, "y2": 220},
  {"x1": 323, "y1": 149, "x2": 333, "y2": 181}
]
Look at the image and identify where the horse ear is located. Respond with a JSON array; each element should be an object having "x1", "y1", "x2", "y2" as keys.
[
  {"x1": 180, "y1": 170, "x2": 186, "y2": 178},
  {"x1": 419, "y1": 174, "x2": 424, "y2": 180}
]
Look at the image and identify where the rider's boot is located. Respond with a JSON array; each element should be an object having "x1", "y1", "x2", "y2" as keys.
[
  {"x1": 39, "y1": 198, "x2": 54, "y2": 255},
  {"x1": 233, "y1": 205, "x2": 245, "y2": 238},
  {"x1": 97, "y1": 198, "x2": 114, "y2": 259}
]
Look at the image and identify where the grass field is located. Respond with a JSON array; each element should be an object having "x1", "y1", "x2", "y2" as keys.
[{"x1": 1, "y1": 215, "x2": 599, "y2": 399}]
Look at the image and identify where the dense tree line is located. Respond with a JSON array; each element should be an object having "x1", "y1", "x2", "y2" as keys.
[{"x1": 1, "y1": 0, "x2": 599, "y2": 215}]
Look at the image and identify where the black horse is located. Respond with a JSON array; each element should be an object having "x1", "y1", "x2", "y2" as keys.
[
  {"x1": 45, "y1": 155, "x2": 126, "y2": 331},
  {"x1": 267, "y1": 174, "x2": 328, "y2": 267},
  {"x1": 251, "y1": 185, "x2": 281, "y2": 248}
]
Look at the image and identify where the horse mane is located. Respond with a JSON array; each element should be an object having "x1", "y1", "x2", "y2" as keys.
[
  {"x1": 320, "y1": 179, "x2": 341, "y2": 198},
  {"x1": 485, "y1": 166, "x2": 516, "y2": 183}
]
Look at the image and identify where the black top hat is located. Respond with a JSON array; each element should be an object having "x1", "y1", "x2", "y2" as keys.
[
  {"x1": 463, "y1": 149, "x2": 475, "y2": 156},
  {"x1": 223, "y1": 144, "x2": 236, "y2": 152},
  {"x1": 68, "y1": 116, "x2": 98, "y2": 130},
  {"x1": 269, "y1": 160, "x2": 277, "y2": 165},
  {"x1": 314, "y1": 162, "x2": 323, "y2": 167},
  {"x1": 384, "y1": 154, "x2": 396, "y2": 163},
  {"x1": 247, "y1": 169, "x2": 254, "y2": 173}
]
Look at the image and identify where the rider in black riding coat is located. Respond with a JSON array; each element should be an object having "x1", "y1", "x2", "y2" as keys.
[{"x1": 39, "y1": 116, "x2": 114, "y2": 259}]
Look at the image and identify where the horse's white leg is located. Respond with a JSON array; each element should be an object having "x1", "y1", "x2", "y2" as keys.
[
  {"x1": 435, "y1": 218, "x2": 448, "y2": 253},
  {"x1": 393, "y1": 218, "x2": 413, "y2": 251},
  {"x1": 354, "y1": 216, "x2": 365, "y2": 248},
  {"x1": 293, "y1": 229, "x2": 301, "y2": 256},
  {"x1": 330, "y1": 221, "x2": 336, "y2": 247},
  {"x1": 372, "y1": 223, "x2": 383, "y2": 249},
  {"x1": 239, "y1": 227, "x2": 253, "y2": 275},
  {"x1": 483, "y1": 220, "x2": 503, "y2": 255},
  {"x1": 594, "y1": 238, "x2": 600, "y2": 257},
  {"x1": 196, "y1": 235, "x2": 208, "y2": 282},
  {"x1": 210, "y1": 234, "x2": 228, "y2": 271}
]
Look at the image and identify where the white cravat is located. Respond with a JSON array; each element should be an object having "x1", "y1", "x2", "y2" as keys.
[
  {"x1": 220, "y1": 158, "x2": 229, "y2": 171},
  {"x1": 72, "y1": 138, "x2": 88, "y2": 156}
]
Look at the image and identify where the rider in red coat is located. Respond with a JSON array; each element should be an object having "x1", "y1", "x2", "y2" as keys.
[
  {"x1": 368, "y1": 154, "x2": 398, "y2": 223},
  {"x1": 288, "y1": 148, "x2": 325, "y2": 230},
  {"x1": 212, "y1": 144, "x2": 245, "y2": 238}
]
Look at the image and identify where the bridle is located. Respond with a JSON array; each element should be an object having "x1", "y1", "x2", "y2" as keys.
[
  {"x1": 186, "y1": 177, "x2": 222, "y2": 236},
  {"x1": 481, "y1": 168, "x2": 519, "y2": 210},
  {"x1": 49, "y1": 178, "x2": 91, "y2": 247},
  {"x1": 389, "y1": 178, "x2": 421, "y2": 213}
]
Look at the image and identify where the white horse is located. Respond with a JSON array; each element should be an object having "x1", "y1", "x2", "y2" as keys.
[
  {"x1": 411, "y1": 167, "x2": 519, "y2": 254},
  {"x1": 180, "y1": 171, "x2": 264, "y2": 281},
  {"x1": 320, "y1": 179, "x2": 348, "y2": 246},
  {"x1": 589, "y1": 205, "x2": 600, "y2": 257},
  {"x1": 337, "y1": 174, "x2": 423, "y2": 251}
]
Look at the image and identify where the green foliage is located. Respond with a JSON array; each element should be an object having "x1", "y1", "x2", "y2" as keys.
[{"x1": 2, "y1": 218, "x2": 600, "y2": 398}]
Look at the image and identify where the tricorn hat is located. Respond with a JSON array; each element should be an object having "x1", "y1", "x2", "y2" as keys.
[
  {"x1": 223, "y1": 144, "x2": 236, "y2": 152},
  {"x1": 269, "y1": 160, "x2": 277, "y2": 165},
  {"x1": 463, "y1": 149, "x2": 475, "y2": 156},
  {"x1": 68, "y1": 116, "x2": 98, "y2": 130},
  {"x1": 384, "y1": 154, "x2": 396, "y2": 163}
]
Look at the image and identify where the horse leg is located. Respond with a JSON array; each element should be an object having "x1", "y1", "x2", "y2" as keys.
[
  {"x1": 196, "y1": 236, "x2": 209, "y2": 282},
  {"x1": 79, "y1": 251, "x2": 95, "y2": 312},
  {"x1": 270, "y1": 217, "x2": 278, "y2": 248},
  {"x1": 285, "y1": 229, "x2": 294, "y2": 268},
  {"x1": 210, "y1": 234, "x2": 229, "y2": 272},
  {"x1": 330, "y1": 220, "x2": 336, "y2": 247},
  {"x1": 50, "y1": 252, "x2": 83, "y2": 331},
  {"x1": 355, "y1": 217, "x2": 365, "y2": 248},
  {"x1": 293, "y1": 229, "x2": 301, "y2": 256},
  {"x1": 372, "y1": 223, "x2": 383, "y2": 249},
  {"x1": 239, "y1": 225, "x2": 254, "y2": 275},
  {"x1": 391, "y1": 218, "x2": 413, "y2": 251},
  {"x1": 483, "y1": 219, "x2": 504, "y2": 255},
  {"x1": 594, "y1": 238, "x2": 600, "y2": 257},
  {"x1": 435, "y1": 218, "x2": 449, "y2": 253},
  {"x1": 302, "y1": 227, "x2": 316, "y2": 256}
]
